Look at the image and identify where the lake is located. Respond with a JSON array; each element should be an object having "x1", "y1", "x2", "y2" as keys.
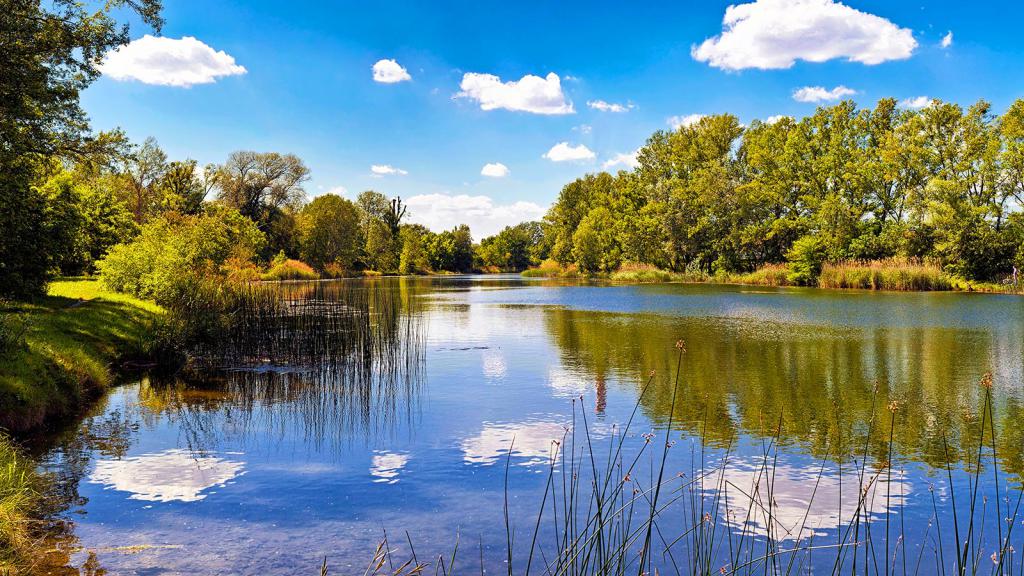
[{"x1": 32, "y1": 276, "x2": 1024, "y2": 574}]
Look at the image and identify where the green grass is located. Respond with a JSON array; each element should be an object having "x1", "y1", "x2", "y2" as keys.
[
  {"x1": 0, "y1": 435, "x2": 38, "y2": 574},
  {"x1": 0, "y1": 278, "x2": 162, "y2": 432}
]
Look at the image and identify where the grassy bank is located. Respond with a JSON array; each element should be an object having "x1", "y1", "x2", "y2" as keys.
[
  {"x1": 0, "y1": 436, "x2": 38, "y2": 573},
  {"x1": 527, "y1": 260, "x2": 1020, "y2": 293},
  {"x1": 0, "y1": 279, "x2": 162, "y2": 433}
]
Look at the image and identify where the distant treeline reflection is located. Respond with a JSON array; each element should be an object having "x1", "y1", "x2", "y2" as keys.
[{"x1": 543, "y1": 306, "x2": 1024, "y2": 478}]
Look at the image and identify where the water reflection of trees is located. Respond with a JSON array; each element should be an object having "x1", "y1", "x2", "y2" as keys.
[
  {"x1": 543, "y1": 307, "x2": 1024, "y2": 476},
  {"x1": 142, "y1": 278, "x2": 426, "y2": 453},
  {"x1": 30, "y1": 278, "x2": 426, "y2": 573}
]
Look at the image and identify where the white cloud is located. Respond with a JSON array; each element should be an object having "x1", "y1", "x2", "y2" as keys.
[
  {"x1": 480, "y1": 162, "x2": 510, "y2": 178},
  {"x1": 455, "y1": 72, "x2": 574, "y2": 115},
  {"x1": 404, "y1": 193, "x2": 546, "y2": 239},
  {"x1": 692, "y1": 0, "x2": 917, "y2": 71},
  {"x1": 899, "y1": 96, "x2": 932, "y2": 110},
  {"x1": 602, "y1": 149, "x2": 640, "y2": 170},
  {"x1": 325, "y1": 186, "x2": 348, "y2": 196},
  {"x1": 587, "y1": 100, "x2": 632, "y2": 113},
  {"x1": 543, "y1": 142, "x2": 596, "y2": 162},
  {"x1": 792, "y1": 85, "x2": 856, "y2": 103},
  {"x1": 371, "y1": 164, "x2": 408, "y2": 176},
  {"x1": 765, "y1": 115, "x2": 792, "y2": 124},
  {"x1": 372, "y1": 58, "x2": 411, "y2": 83},
  {"x1": 100, "y1": 35, "x2": 246, "y2": 87},
  {"x1": 667, "y1": 113, "x2": 706, "y2": 129},
  {"x1": 940, "y1": 31, "x2": 953, "y2": 49},
  {"x1": 573, "y1": 124, "x2": 593, "y2": 134}
]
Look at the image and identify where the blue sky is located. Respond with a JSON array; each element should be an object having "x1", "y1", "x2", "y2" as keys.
[{"x1": 86, "y1": 0, "x2": 1024, "y2": 237}]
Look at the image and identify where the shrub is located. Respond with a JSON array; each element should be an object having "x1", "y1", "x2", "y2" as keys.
[
  {"x1": 521, "y1": 259, "x2": 568, "y2": 278},
  {"x1": 610, "y1": 262, "x2": 677, "y2": 283},
  {"x1": 98, "y1": 207, "x2": 266, "y2": 304},
  {"x1": 261, "y1": 259, "x2": 319, "y2": 281},
  {"x1": 0, "y1": 312, "x2": 30, "y2": 356},
  {"x1": 730, "y1": 263, "x2": 792, "y2": 286},
  {"x1": 786, "y1": 235, "x2": 828, "y2": 285}
]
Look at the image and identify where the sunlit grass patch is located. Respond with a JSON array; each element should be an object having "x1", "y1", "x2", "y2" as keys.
[{"x1": 0, "y1": 278, "x2": 162, "y2": 431}]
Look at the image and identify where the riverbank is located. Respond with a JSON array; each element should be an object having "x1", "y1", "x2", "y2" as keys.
[
  {"x1": 0, "y1": 279, "x2": 161, "y2": 571},
  {"x1": 523, "y1": 260, "x2": 1020, "y2": 293},
  {"x1": 0, "y1": 279, "x2": 162, "y2": 433}
]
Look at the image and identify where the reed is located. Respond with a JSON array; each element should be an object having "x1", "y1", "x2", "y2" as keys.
[
  {"x1": 339, "y1": 348, "x2": 1022, "y2": 575},
  {"x1": 818, "y1": 259, "x2": 952, "y2": 291}
]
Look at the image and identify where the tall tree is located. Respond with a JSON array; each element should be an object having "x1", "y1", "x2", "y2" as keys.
[
  {"x1": 0, "y1": 0, "x2": 162, "y2": 297},
  {"x1": 213, "y1": 151, "x2": 310, "y2": 223}
]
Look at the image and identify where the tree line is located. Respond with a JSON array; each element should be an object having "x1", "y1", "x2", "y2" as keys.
[
  {"x1": 544, "y1": 98, "x2": 1024, "y2": 284},
  {"x1": 0, "y1": 0, "x2": 551, "y2": 302}
]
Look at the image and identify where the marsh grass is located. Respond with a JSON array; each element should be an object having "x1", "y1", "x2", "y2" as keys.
[
  {"x1": 818, "y1": 259, "x2": 951, "y2": 291},
  {"x1": 522, "y1": 261, "x2": 581, "y2": 279},
  {"x1": 0, "y1": 435, "x2": 39, "y2": 573},
  {"x1": 338, "y1": 345, "x2": 1022, "y2": 576},
  {"x1": 262, "y1": 259, "x2": 320, "y2": 281}
]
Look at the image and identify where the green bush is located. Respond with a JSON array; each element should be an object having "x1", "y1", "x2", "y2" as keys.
[
  {"x1": 786, "y1": 235, "x2": 828, "y2": 285},
  {"x1": 98, "y1": 207, "x2": 266, "y2": 304}
]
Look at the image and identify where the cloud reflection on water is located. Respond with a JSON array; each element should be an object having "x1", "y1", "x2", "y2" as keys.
[
  {"x1": 713, "y1": 461, "x2": 909, "y2": 540},
  {"x1": 89, "y1": 449, "x2": 245, "y2": 502},
  {"x1": 370, "y1": 451, "x2": 410, "y2": 484},
  {"x1": 461, "y1": 421, "x2": 567, "y2": 466}
]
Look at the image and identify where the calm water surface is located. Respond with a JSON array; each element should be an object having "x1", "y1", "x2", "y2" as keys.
[{"x1": 34, "y1": 276, "x2": 1024, "y2": 574}]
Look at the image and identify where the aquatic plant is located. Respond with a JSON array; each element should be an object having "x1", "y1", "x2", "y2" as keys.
[
  {"x1": 337, "y1": 349, "x2": 1023, "y2": 575},
  {"x1": 817, "y1": 259, "x2": 952, "y2": 291}
]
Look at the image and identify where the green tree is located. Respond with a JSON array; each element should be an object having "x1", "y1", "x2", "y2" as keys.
[
  {"x1": 398, "y1": 225, "x2": 430, "y2": 274},
  {"x1": 298, "y1": 194, "x2": 363, "y2": 271},
  {"x1": 0, "y1": 0, "x2": 162, "y2": 298},
  {"x1": 159, "y1": 159, "x2": 207, "y2": 215}
]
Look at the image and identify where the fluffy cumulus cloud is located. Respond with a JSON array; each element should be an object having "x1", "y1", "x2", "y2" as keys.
[
  {"x1": 372, "y1": 58, "x2": 411, "y2": 83},
  {"x1": 480, "y1": 162, "x2": 510, "y2": 178},
  {"x1": 371, "y1": 164, "x2": 408, "y2": 176},
  {"x1": 456, "y1": 72, "x2": 574, "y2": 115},
  {"x1": 792, "y1": 85, "x2": 856, "y2": 102},
  {"x1": 404, "y1": 193, "x2": 546, "y2": 239},
  {"x1": 941, "y1": 31, "x2": 953, "y2": 49},
  {"x1": 899, "y1": 96, "x2": 932, "y2": 110},
  {"x1": 691, "y1": 0, "x2": 917, "y2": 71},
  {"x1": 602, "y1": 150, "x2": 640, "y2": 170},
  {"x1": 667, "y1": 113, "x2": 705, "y2": 129},
  {"x1": 764, "y1": 115, "x2": 792, "y2": 124},
  {"x1": 325, "y1": 185, "x2": 348, "y2": 196},
  {"x1": 543, "y1": 142, "x2": 596, "y2": 162},
  {"x1": 100, "y1": 35, "x2": 246, "y2": 87},
  {"x1": 587, "y1": 100, "x2": 632, "y2": 113}
]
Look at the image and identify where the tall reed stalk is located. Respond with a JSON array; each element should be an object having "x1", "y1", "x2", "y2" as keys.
[{"x1": 337, "y1": 348, "x2": 1022, "y2": 576}]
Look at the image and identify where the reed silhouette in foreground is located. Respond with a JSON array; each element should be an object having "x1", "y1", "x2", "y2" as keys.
[{"x1": 325, "y1": 342, "x2": 1022, "y2": 575}]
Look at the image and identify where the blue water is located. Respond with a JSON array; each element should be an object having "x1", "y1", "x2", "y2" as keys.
[{"x1": 37, "y1": 276, "x2": 1024, "y2": 574}]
